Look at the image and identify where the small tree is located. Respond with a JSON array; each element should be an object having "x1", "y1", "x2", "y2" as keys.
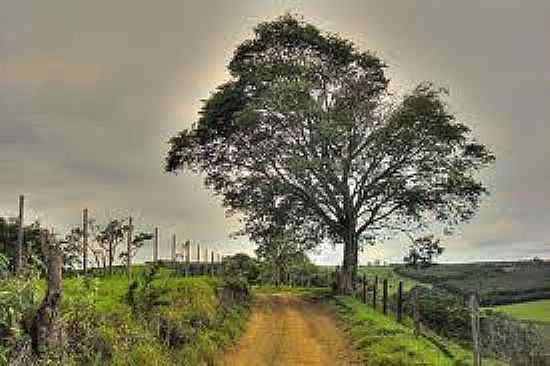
[
  {"x1": 118, "y1": 232, "x2": 153, "y2": 268},
  {"x1": 96, "y1": 219, "x2": 127, "y2": 275},
  {"x1": 60, "y1": 227, "x2": 83, "y2": 271},
  {"x1": 404, "y1": 235, "x2": 444, "y2": 268},
  {"x1": 256, "y1": 233, "x2": 310, "y2": 286}
]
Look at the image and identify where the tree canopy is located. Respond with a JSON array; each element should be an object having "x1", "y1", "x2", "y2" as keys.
[
  {"x1": 403, "y1": 234, "x2": 445, "y2": 268},
  {"x1": 165, "y1": 15, "x2": 494, "y2": 291}
]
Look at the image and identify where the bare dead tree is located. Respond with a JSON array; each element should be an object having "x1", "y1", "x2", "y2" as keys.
[{"x1": 30, "y1": 230, "x2": 63, "y2": 355}]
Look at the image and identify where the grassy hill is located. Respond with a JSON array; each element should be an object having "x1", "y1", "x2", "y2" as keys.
[{"x1": 395, "y1": 261, "x2": 550, "y2": 305}]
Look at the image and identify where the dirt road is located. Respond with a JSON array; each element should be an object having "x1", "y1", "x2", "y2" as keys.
[{"x1": 216, "y1": 294, "x2": 361, "y2": 366}]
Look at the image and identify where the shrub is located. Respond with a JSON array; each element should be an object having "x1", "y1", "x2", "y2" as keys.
[{"x1": 405, "y1": 285, "x2": 547, "y2": 363}]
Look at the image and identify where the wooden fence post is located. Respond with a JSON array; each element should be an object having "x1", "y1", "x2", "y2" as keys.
[
  {"x1": 16, "y1": 195, "x2": 24, "y2": 273},
  {"x1": 372, "y1": 275, "x2": 378, "y2": 309},
  {"x1": 383, "y1": 278, "x2": 388, "y2": 315},
  {"x1": 153, "y1": 227, "x2": 159, "y2": 263},
  {"x1": 413, "y1": 289, "x2": 421, "y2": 336},
  {"x1": 362, "y1": 274, "x2": 367, "y2": 304},
  {"x1": 469, "y1": 292, "x2": 482, "y2": 366},
  {"x1": 185, "y1": 241, "x2": 190, "y2": 276},
  {"x1": 171, "y1": 234, "x2": 176, "y2": 268},
  {"x1": 397, "y1": 281, "x2": 403, "y2": 323},
  {"x1": 127, "y1": 217, "x2": 133, "y2": 278},
  {"x1": 210, "y1": 251, "x2": 214, "y2": 276},
  {"x1": 82, "y1": 208, "x2": 88, "y2": 275}
]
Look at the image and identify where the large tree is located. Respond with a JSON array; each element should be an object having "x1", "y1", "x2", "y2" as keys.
[{"x1": 165, "y1": 15, "x2": 494, "y2": 292}]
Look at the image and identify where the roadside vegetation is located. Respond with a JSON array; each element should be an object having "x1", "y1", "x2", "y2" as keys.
[
  {"x1": 1, "y1": 264, "x2": 250, "y2": 365},
  {"x1": 332, "y1": 295, "x2": 506, "y2": 366},
  {"x1": 359, "y1": 264, "x2": 549, "y2": 365}
]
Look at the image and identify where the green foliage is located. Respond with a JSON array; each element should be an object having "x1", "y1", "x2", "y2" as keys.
[
  {"x1": 403, "y1": 235, "x2": 445, "y2": 268},
  {"x1": 0, "y1": 254, "x2": 9, "y2": 275},
  {"x1": 255, "y1": 234, "x2": 313, "y2": 285},
  {"x1": 222, "y1": 253, "x2": 259, "y2": 285},
  {"x1": 406, "y1": 286, "x2": 471, "y2": 341},
  {"x1": 3, "y1": 266, "x2": 250, "y2": 365},
  {"x1": 95, "y1": 218, "x2": 128, "y2": 273},
  {"x1": 118, "y1": 232, "x2": 154, "y2": 265},
  {"x1": 0, "y1": 270, "x2": 39, "y2": 342},
  {"x1": 0, "y1": 217, "x2": 49, "y2": 269},
  {"x1": 125, "y1": 264, "x2": 169, "y2": 315}
]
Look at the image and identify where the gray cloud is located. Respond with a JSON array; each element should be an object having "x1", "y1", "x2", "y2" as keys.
[{"x1": 0, "y1": 0, "x2": 548, "y2": 263}]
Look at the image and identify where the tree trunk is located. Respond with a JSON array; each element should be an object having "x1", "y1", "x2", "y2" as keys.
[
  {"x1": 340, "y1": 229, "x2": 358, "y2": 295},
  {"x1": 31, "y1": 233, "x2": 63, "y2": 355}
]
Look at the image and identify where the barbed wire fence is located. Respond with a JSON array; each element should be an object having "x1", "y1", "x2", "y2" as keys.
[{"x1": 0, "y1": 194, "x2": 227, "y2": 278}]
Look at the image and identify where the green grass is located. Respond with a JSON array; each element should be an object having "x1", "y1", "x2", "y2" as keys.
[
  {"x1": 358, "y1": 265, "x2": 420, "y2": 295},
  {"x1": 331, "y1": 296, "x2": 506, "y2": 366},
  {"x1": 33, "y1": 267, "x2": 249, "y2": 365},
  {"x1": 252, "y1": 285, "x2": 331, "y2": 298},
  {"x1": 491, "y1": 299, "x2": 550, "y2": 323}
]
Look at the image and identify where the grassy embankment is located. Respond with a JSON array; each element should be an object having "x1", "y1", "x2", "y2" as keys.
[
  {"x1": 34, "y1": 266, "x2": 249, "y2": 365},
  {"x1": 332, "y1": 296, "x2": 506, "y2": 366}
]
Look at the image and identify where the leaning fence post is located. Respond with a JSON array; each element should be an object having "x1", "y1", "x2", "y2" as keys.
[
  {"x1": 210, "y1": 250, "x2": 214, "y2": 276},
  {"x1": 413, "y1": 289, "x2": 421, "y2": 336},
  {"x1": 469, "y1": 292, "x2": 482, "y2": 366},
  {"x1": 171, "y1": 234, "x2": 176, "y2": 269},
  {"x1": 127, "y1": 217, "x2": 133, "y2": 278},
  {"x1": 16, "y1": 195, "x2": 24, "y2": 273},
  {"x1": 397, "y1": 281, "x2": 403, "y2": 323},
  {"x1": 383, "y1": 278, "x2": 388, "y2": 315},
  {"x1": 362, "y1": 274, "x2": 367, "y2": 304},
  {"x1": 372, "y1": 275, "x2": 378, "y2": 309},
  {"x1": 153, "y1": 227, "x2": 159, "y2": 263},
  {"x1": 185, "y1": 241, "x2": 190, "y2": 276},
  {"x1": 82, "y1": 208, "x2": 88, "y2": 275}
]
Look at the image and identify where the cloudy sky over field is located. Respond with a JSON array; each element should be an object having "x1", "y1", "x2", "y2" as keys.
[{"x1": 0, "y1": 0, "x2": 548, "y2": 263}]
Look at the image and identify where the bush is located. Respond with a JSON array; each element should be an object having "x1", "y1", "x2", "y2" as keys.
[
  {"x1": 222, "y1": 253, "x2": 259, "y2": 285},
  {"x1": 125, "y1": 265, "x2": 169, "y2": 316},
  {"x1": 405, "y1": 285, "x2": 547, "y2": 363}
]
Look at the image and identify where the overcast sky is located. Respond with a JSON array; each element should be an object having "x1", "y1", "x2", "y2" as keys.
[{"x1": 0, "y1": 0, "x2": 548, "y2": 264}]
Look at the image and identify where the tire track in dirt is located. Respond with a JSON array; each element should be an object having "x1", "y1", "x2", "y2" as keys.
[{"x1": 216, "y1": 294, "x2": 361, "y2": 366}]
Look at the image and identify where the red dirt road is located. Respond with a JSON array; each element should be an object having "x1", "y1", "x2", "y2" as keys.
[{"x1": 216, "y1": 294, "x2": 361, "y2": 366}]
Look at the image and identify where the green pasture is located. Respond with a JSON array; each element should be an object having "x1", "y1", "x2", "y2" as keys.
[{"x1": 492, "y1": 299, "x2": 550, "y2": 323}]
